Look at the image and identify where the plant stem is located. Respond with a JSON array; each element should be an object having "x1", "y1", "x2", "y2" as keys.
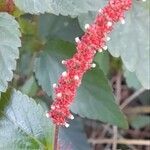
[
  {"x1": 53, "y1": 125, "x2": 59, "y2": 150},
  {"x1": 5, "y1": 0, "x2": 14, "y2": 13},
  {"x1": 125, "y1": 106, "x2": 150, "y2": 114},
  {"x1": 120, "y1": 88, "x2": 145, "y2": 109},
  {"x1": 88, "y1": 139, "x2": 150, "y2": 146},
  {"x1": 112, "y1": 72, "x2": 121, "y2": 150}
]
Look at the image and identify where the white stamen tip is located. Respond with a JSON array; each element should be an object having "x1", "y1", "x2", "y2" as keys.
[
  {"x1": 46, "y1": 113, "x2": 50, "y2": 118},
  {"x1": 65, "y1": 122, "x2": 70, "y2": 128},
  {"x1": 75, "y1": 37, "x2": 80, "y2": 43},
  {"x1": 106, "y1": 37, "x2": 111, "y2": 41},
  {"x1": 74, "y1": 75, "x2": 79, "y2": 80},
  {"x1": 91, "y1": 63, "x2": 96, "y2": 68},
  {"x1": 52, "y1": 83, "x2": 57, "y2": 88},
  {"x1": 56, "y1": 93, "x2": 62, "y2": 98},
  {"x1": 94, "y1": 51, "x2": 96, "y2": 54},
  {"x1": 69, "y1": 114, "x2": 74, "y2": 120},
  {"x1": 103, "y1": 46, "x2": 108, "y2": 50},
  {"x1": 62, "y1": 60, "x2": 66, "y2": 64},
  {"x1": 98, "y1": 9, "x2": 102, "y2": 13},
  {"x1": 77, "y1": 81, "x2": 81, "y2": 87},
  {"x1": 84, "y1": 24, "x2": 90, "y2": 30},
  {"x1": 51, "y1": 105, "x2": 55, "y2": 110},
  {"x1": 62, "y1": 71, "x2": 67, "y2": 77},
  {"x1": 107, "y1": 21, "x2": 112, "y2": 27},
  {"x1": 98, "y1": 49, "x2": 103, "y2": 53},
  {"x1": 121, "y1": 19, "x2": 125, "y2": 24}
]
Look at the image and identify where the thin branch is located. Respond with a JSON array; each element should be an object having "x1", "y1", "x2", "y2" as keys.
[
  {"x1": 115, "y1": 72, "x2": 122, "y2": 105},
  {"x1": 125, "y1": 106, "x2": 150, "y2": 114},
  {"x1": 53, "y1": 125, "x2": 59, "y2": 150},
  {"x1": 112, "y1": 72, "x2": 121, "y2": 150},
  {"x1": 120, "y1": 88, "x2": 145, "y2": 109},
  {"x1": 88, "y1": 139, "x2": 150, "y2": 146},
  {"x1": 100, "y1": 124, "x2": 110, "y2": 138},
  {"x1": 112, "y1": 126, "x2": 118, "y2": 150}
]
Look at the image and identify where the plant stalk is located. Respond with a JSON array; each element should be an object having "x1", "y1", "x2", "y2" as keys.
[{"x1": 53, "y1": 125, "x2": 59, "y2": 150}]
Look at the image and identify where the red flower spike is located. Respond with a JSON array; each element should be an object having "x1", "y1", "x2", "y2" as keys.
[{"x1": 49, "y1": 0, "x2": 132, "y2": 126}]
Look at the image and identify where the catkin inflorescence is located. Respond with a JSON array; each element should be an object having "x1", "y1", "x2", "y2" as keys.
[{"x1": 47, "y1": 0, "x2": 132, "y2": 127}]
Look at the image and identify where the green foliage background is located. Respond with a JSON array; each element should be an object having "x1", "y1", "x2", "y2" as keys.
[{"x1": 0, "y1": 0, "x2": 149, "y2": 149}]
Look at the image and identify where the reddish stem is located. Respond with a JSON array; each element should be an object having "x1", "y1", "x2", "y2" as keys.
[
  {"x1": 53, "y1": 125, "x2": 59, "y2": 150},
  {"x1": 5, "y1": 0, "x2": 14, "y2": 13}
]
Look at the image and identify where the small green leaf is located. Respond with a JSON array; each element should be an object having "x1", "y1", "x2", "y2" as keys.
[
  {"x1": 0, "y1": 89, "x2": 54, "y2": 149},
  {"x1": 34, "y1": 39, "x2": 128, "y2": 128},
  {"x1": 0, "y1": 12, "x2": 21, "y2": 92}
]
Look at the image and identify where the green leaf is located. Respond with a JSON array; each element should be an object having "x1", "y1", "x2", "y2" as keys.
[
  {"x1": 17, "y1": 52, "x2": 33, "y2": 76},
  {"x1": 0, "y1": 12, "x2": 21, "y2": 93},
  {"x1": 14, "y1": 0, "x2": 105, "y2": 16},
  {"x1": 14, "y1": 0, "x2": 53, "y2": 14},
  {"x1": 94, "y1": 51, "x2": 110, "y2": 75},
  {"x1": 124, "y1": 68, "x2": 142, "y2": 90},
  {"x1": 130, "y1": 115, "x2": 150, "y2": 129},
  {"x1": 48, "y1": 0, "x2": 104, "y2": 17},
  {"x1": 34, "y1": 39, "x2": 75, "y2": 96},
  {"x1": 20, "y1": 76, "x2": 38, "y2": 97},
  {"x1": 34, "y1": 39, "x2": 128, "y2": 128},
  {"x1": 59, "y1": 118, "x2": 90, "y2": 150},
  {"x1": 38, "y1": 14, "x2": 83, "y2": 42},
  {"x1": 107, "y1": 1, "x2": 150, "y2": 89},
  {"x1": 0, "y1": 89, "x2": 54, "y2": 150},
  {"x1": 71, "y1": 67, "x2": 128, "y2": 128}
]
